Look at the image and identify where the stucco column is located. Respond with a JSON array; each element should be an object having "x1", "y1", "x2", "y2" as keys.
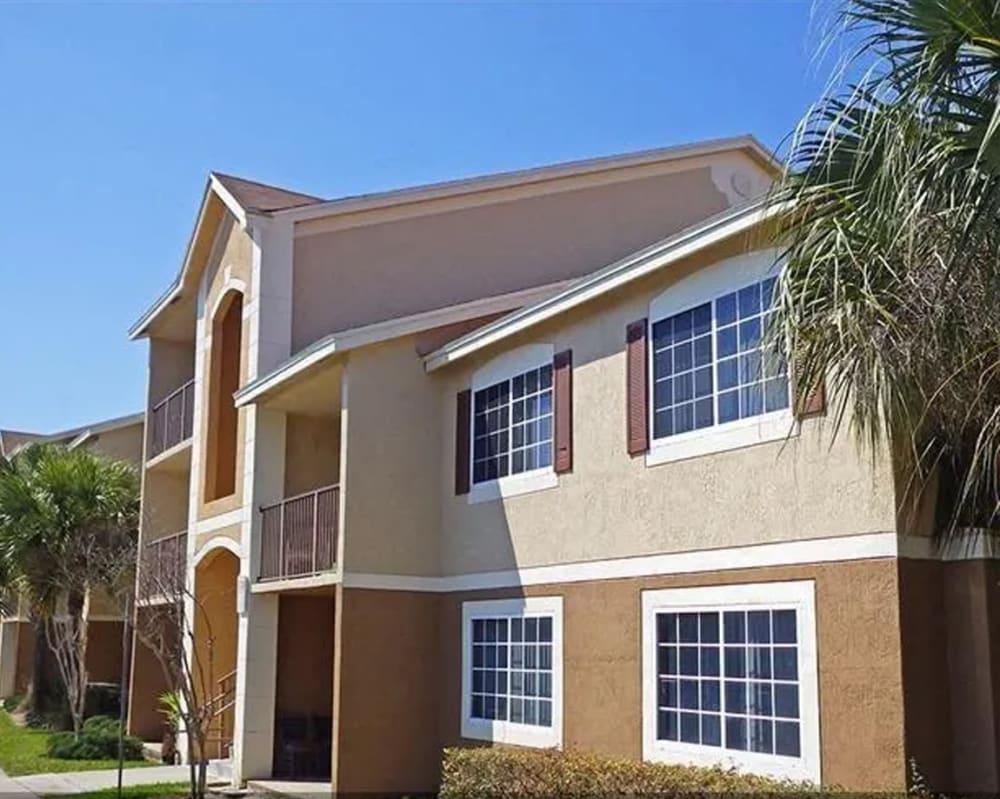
[
  {"x1": 230, "y1": 214, "x2": 293, "y2": 784},
  {"x1": 233, "y1": 590, "x2": 279, "y2": 780},
  {"x1": 0, "y1": 621, "x2": 19, "y2": 698},
  {"x1": 231, "y1": 405, "x2": 286, "y2": 782}
]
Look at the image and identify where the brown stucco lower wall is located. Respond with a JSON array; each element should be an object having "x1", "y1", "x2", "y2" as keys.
[
  {"x1": 276, "y1": 595, "x2": 335, "y2": 718},
  {"x1": 127, "y1": 608, "x2": 176, "y2": 741},
  {"x1": 333, "y1": 557, "x2": 907, "y2": 793},
  {"x1": 86, "y1": 621, "x2": 124, "y2": 684},
  {"x1": 899, "y1": 557, "x2": 1000, "y2": 794},
  {"x1": 898, "y1": 559, "x2": 953, "y2": 790},
  {"x1": 332, "y1": 587, "x2": 443, "y2": 794}
]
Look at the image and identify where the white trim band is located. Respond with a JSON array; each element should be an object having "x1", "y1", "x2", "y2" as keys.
[
  {"x1": 341, "y1": 531, "x2": 1000, "y2": 594},
  {"x1": 193, "y1": 508, "x2": 245, "y2": 536},
  {"x1": 235, "y1": 280, "x2": 570, "y2": 408}
]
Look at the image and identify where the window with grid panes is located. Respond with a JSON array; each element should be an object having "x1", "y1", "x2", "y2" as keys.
[
  {"x1": 651, "y1": 276, "x2": 789, "y2": 440},
  {"x1": 654, "y1": 607, "x2": 802, "y2": 758},
  {"x1": 470, "y1": 614, "x2": 555, "y2": 728},
  {"x1": 472, "y1": 364, "x2": 553, "y2": 484}
]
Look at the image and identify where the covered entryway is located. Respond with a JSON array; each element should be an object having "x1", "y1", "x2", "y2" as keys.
[{"x1": 271, "y1": 590, "x2": 335, "y2": 780}]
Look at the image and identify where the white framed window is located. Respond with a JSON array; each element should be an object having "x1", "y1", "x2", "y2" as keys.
[
  {"x1": 641, "y1": 581, "x2": 820, "y2": 783},
  {"x1": 646, "y1": 251, "x2": 796, "y2": 466},
  {"x1": 469, "y1": 343, "x2": 558, "y2": 503},
  {"x1": 461, "y1": 596, "x2": 563, "y2": 748}
]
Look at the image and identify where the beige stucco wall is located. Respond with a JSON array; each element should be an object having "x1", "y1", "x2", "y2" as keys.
[
  {"x1": 197, "y1": 214, "x2": 253, "y2": 521},
  {"x1": 87, "y1": 421, "x2": 144, "y2": 466},
  {"x1": 435, "y1": 257, "x2": 897, "y2": 573},
  {"x1": 141, "y1": 470, "x2": 189, "y2": 540},
  {"x1": 283, "y1": 413, "x2": 341, "y2": 498},
  {"x1": 146, "y1": 338, "x2": 195, "y2": 457},
  {"x1": 148, "y1": 339, "x2": 196, "y2": 405},
  {"x1": 193, "y1": 523, "x2": 242, "y2": 555},
  {"x1": 291, "y1": 158, "x2": 770, "y2": 351},
  {"x1": 337, "y1": 238, "x2": 896, "y2": 579},
  {"x1": 339, "y1": 340, "x2": 442, "y2": 576}
]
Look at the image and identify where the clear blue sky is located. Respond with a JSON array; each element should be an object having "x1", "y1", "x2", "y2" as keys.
[{"x1": 0, "y1": 1, "x2": 839, "y2": 433}]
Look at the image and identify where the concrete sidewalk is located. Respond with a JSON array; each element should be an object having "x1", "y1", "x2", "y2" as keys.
[
  {"x1": 0, "y1": 767, "x2": 37, "y2": 798},
  {"x1": 12, "y1": 762, "x2": 230, "y2": 796}
]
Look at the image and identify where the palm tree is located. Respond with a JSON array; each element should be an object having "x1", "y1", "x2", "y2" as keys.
[
  {"x1": 771, "y1": 0, "x2": 1000, "y2": 537},
  {"x1": 0, "y1": 443, "x2": 139, "y2": 730}
]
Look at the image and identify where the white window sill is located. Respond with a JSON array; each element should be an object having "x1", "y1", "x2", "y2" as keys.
[
  {"x1": 461, "y1": 717, "x2": 561, "y2": 748},
  {"x1": 645, "y1": 740, "x2": 818, "y2": 784},
  {"x1": 646, "y1": 410, "x2": 797, "y2": 467},
  {"x1": 468, "y1": 468, "x2": 558, "y2": 504}
]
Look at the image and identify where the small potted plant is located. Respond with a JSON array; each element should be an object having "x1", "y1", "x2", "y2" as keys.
[{"x1": 158, "y1": 690, "x2": 181, "y2": 765}]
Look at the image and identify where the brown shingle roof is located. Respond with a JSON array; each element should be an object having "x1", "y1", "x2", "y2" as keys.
[
  {"x1": 211, "y1": 172, "x2": 324, "y2": 213},
  {"x1": 0, "y1": 429, "x2": 42, "y2": 458}
]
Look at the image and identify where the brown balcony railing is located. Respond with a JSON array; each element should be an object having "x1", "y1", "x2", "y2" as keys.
[
  {"x1": 259, "y1": 485, "x2": 338, "y2": 581},
  {"x1": 138, "y1": 531, "x2": 187, "y2": 599},
  {"x1": 149, "y1": 379, "x2": 195, "y2": 458}
]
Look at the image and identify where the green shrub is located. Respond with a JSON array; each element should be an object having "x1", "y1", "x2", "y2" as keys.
[
  {"x1": 440, "y1": 747, "x2": 820, "y2": 798},
  {"x1": 82, "y1": 715, "x2": 120, "y2": 736},
  {"x1": 47, "y1": 716, "x2": 145, "y2": 761}
]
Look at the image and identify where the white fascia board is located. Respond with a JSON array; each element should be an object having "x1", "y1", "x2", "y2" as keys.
[
  {"x1": 129, "y1": 177, "x2": 251, "y2": 341},
  {"x1": 208, "y1": 174, "x2": 249, "y2": 229},
  {"x1": 272, "y1": 137, "x2": 779, "y2": 224},
  {"x1": 233, "y1": 279, "x2": 570, "y2": 408},
  {"x1": 15, "y1": 411, "x2": 146, "y2": 455},
  {"x1": 424, "y1": 199, "x2": 793, "y2": 372}
]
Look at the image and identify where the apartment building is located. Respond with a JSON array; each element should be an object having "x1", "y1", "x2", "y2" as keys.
[
  {"x1": 125, "y1": 137, "x2": 999, "y2": 795},
  {"x1": 0, "y1": 413, "x2": 144, "y2": 700}
]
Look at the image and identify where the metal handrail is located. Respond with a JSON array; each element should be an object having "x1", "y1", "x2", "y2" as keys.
[
  {"x1": 258, "y1": 484, "x2": 339, "y2": 581},
  {"x1": 149, "y1": 379, "x2": 195, "y2": 458},
  {"x1": 138, "y1": 530, "x2": 187, "y2": 599}
]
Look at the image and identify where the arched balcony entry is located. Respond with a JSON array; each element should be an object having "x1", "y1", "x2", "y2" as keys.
[{"x1": 193, "y1": 546, "x2": 240, "y2": 760}]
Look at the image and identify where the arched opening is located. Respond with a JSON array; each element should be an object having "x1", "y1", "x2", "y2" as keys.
[
  {"x1": 205, "y1": 291, "x2": 243, "y2": 502},
  {"x1": 193, "y1": 547, "x2": 240, "y2": 760}
]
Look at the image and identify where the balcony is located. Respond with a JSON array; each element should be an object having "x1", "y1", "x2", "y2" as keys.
[
  {"x1": 258, "y1": 485, "x2": 339, "y2": 582},
  {"x1": 149, "y1": 379, "x2": 195, "y2": 462},
  {"x1": 138, "y1": 531, "x2": 187, "y2": 600}
]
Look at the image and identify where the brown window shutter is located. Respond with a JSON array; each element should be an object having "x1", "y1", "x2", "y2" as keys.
[
  {"x1": 792, "y1": 358, "x2": 827, "y2": 419},
  {"x1": 626, "y1": 319, "x2": 649, "y2": 455},
  {"x1": 553, "y1": 350, "x2": 573, "y2": 474},
  {"x1": 455, "y1": 389, "x2": 472, "y2": 495},
  {"x1": 795, "y1": 381, "x2": 827, "y2": 419}
]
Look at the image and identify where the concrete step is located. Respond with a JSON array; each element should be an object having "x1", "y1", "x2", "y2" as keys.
[{"x1": 246, "y1": 779, "x2": 333, "y2": 798}]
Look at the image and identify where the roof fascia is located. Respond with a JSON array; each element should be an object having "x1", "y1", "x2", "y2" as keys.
[
  {"x1": 272, "y1": 137, "x2": 778, "y2": 225},
  {"x1": 129, "y1": 178, "x2": 251, "y2": 341},
  {"x1": 234, "y1": 279, "x2": 571, "y2": 408}
]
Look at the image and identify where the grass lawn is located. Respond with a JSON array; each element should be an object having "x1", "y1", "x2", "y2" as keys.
[
  {"x1": 41, "y1": 784, "x2": 191, "y2": 799},
  {"x1": 0, "y1": 711, "x2": 155, "y2": 777}
]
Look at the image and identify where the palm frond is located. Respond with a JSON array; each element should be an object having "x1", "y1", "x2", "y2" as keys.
[{"x1": 772, "y1": 0, "x2": 1000, "y2": 535}]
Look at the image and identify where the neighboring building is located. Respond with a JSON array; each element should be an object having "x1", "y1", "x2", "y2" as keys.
[
  {"x1": 124, "y1": 137, "x2": 997, "y2": 795},
  {"x1": 0, "y1": 413, "x2": 144, "y2": 700}
]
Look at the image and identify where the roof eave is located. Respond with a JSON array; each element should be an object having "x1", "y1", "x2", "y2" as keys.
[
  {"x1": 127, "y1": 174, "x2": 251, "y2": 341},
  {"x1": 271, "y1": 136, "x2": 779, "y2": 224}
]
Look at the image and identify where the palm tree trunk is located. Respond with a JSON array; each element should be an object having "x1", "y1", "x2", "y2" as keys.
[{"x1": 24, "y1": 613, "x2": 55, "y2": 718}]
